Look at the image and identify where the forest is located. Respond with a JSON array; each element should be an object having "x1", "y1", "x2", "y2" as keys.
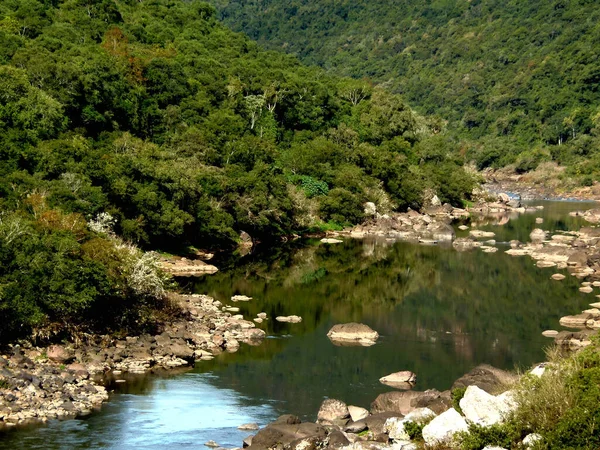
[
  {"x1": 211, "y1": 0, "x2": 600, "y2": 180},
  {"x1": 0, "y1": 0, "x2": 475, "y2": 341}
]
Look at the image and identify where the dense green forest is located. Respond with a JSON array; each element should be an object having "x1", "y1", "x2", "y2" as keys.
[
  {"x1": 211, "y1": 0, "x2": 600, "y2": 179},
  {"x1": 0, "y1": 0, "x2": 475, "y2": 342}
]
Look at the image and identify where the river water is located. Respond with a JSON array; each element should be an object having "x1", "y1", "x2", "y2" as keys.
[{"x1": 0, "y1": 201, "x2": 596, "y2": 449}]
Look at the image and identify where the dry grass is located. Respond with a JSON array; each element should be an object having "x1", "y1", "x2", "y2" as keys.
[{"x1": 510, "y1": 346, "x2": 579, "y2": 435}]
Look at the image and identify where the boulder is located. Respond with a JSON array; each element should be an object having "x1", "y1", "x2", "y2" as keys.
[
  {"x1": 327, "y1": 430, "x2": 350, "y2": 447},
  {"x1": 327, "y1": 323, "x2": 379, "y2": 347},
  {"x1": 453, "y1": 238, "x2": 481, "y2": 251},
  {"x1": 379, "y1": 371, "x2": 416, "y2": 389},
  {"x1": 371, "y1": 389, "x2": 450, "y2": 415},
  {"x1": 364, "y1": 202, "x2": 377, "y2": 217},
  {"x1": 551, "y1": 273, "x2": 566, "y2": 281},
  {"x1": 523, "y1": 433, "x2": 543, "y2": 448},
  {"x1": 317, "y1": 398, "x2": 349, "y2": 424},
  {"x1": 529, "y1": 228, "x2": 547, "y2": 243},
  {"x1": 560, "y1": 313, "x2": 594, "y2": 328},
  {"x1": 238, "y1": 423, "x2": 260, "y2": 431},
  {"x1": 273, "y1": 414, "x2": 301, "y2": 425},
  {"x1": 497, "y1": 193, "x2": 510, "y2": 204},
  {"x1": 469, "y1": 230, "x2": 496, "y2": 239},
  {"x1": 421, "y1": 408, "x2": 468, "y2": 447},
  {"x1": 364, "y1": 412, "x2": 404, "y2": 435},
  {"x1": 231, "y1": 295, "x2": 252, "y2": 302},
  {"x1": 348, "y1": 405, "x2": 369, "y2": 422},
  {"x1": 275, "y1": 315, "x2": 302, "y2": 323},
  {"x1": 451, "y1": 364, "x2": 518, "y2": 394},
  {"x1": 384, "y1": 408, "x2": 436, "y2": 441},
  {"x1": 321, "y1": 238, "x2": 344, "y2": 244},
  {"x1": 249, "y1": 423, "x2": 326, "y2": 449},
  {"x1": 459, "y1": 386, "x2": 515, "y2": 426},
  {"x1": 47, "y1": 345, "x2": 75, "y2": 364},
  {"x1": 430, "y1": 223, "x2": 455, "y2": 241},
  {"x1": 567, "y1": 251, "x2": 589, "y2": 267}
]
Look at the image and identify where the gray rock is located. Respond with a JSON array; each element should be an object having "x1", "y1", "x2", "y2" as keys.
[
  {"x1": 451, "y1": 364, "x2": 518, "y2": 394},
  {"x1": 327, "y1": 323, "x2": 379, "y2": 347},
  {"x1": 347, "y1": 405, "x2": 369, "y2": 422},
  {"x1": 317, "y1": 398, "x2": 349, "y2": 424}
]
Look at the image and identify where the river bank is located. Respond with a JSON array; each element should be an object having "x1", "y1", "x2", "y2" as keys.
[
  {"x1": 2, "y1": 196, "x2": 599, "y2": 446},
  {"x1": 0, "y1": 294, "x2": 265, "y2": 429}
]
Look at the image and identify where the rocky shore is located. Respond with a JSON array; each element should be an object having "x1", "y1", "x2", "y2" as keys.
[
  {"x1": 236, "y1": 364, "x2": 545, "y2": 450},
  {"x1": 0, "y1": 294, "x2": 265, "y2": 428}
]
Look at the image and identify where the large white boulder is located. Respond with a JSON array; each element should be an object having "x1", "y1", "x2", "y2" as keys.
[
  {"x1": 459, "y1": 386, "x2": 516, "y2": 427},
  {"x1": 422, "y1": 408, "x2": 468, "y2": 446}
]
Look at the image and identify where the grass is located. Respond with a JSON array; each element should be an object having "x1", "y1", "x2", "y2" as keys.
[{"x1": 455, "y1": 338, "x2": 600, "y2": 449}]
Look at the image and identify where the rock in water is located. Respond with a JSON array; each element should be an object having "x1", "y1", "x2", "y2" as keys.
[
  {"x1": 379, "y1": 371, "x2": 417, "y2": 389},
  {"x1": 237, "y1": 423, "x2": 259, "y2": 431},
  {"x1": 551, "y1": 273, "x2": 566, "y2": 281},
  {"x1": 320, "y1": 238, "x2": 344, "y2": 244},
  {"x1": 231, "y1": 295, "x2": 252, "y2": 302},
  {"x1": 327, "y1": 323, "x2": 379, "y2": 346},
  {"x1": 275, "y1": 315, "x2": 302, "y2": 323},
  {"x1": 422, "y1": 408, "x2": 468, "y2": 446},
  {"x1": 530, "y1": 228, "x2": 547, "y2": 243}
]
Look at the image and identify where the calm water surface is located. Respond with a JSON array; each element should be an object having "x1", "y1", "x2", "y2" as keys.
[{"x1": 1, "y1": 201, "x2": 596, "y2": 449}]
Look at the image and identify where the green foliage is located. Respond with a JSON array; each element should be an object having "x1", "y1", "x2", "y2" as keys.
[
  {"x1": 451, "y1": 387, "x2": 466, "y2": 415},
  {"x1": 300, "y1": 176, "x2": 329, "y2": 198},
  {"x1": 0, "y1": 0, "x2": 476, "y2": 342},
  {"x1": 403, "y1": 420, "x2": 425, "y2": 441},
  {"x1": 457, "y1": 422, "x2": 523, "y2": 450},
  {"x1": 319, "y1": 188, "x2": 364, "y2": 225},
  {"x1": 211, "y1": 0, "x2": 600, "y2": 179}
]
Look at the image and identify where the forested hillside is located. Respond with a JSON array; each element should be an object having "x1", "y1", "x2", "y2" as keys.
[
  {"x1": 212, "y1": 0, "x2": 600, "y2": 179},
  {"x1": 0, "y1": 0, "x2": 474, "y2": 341}
]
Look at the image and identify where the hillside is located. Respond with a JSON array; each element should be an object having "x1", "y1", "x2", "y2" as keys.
[
  {"x1": 211, "y1": 0, "x2": 600, "y2": 180},
  {"x1": 0, "y1": 0, "x2": 474, "y2": 342}
]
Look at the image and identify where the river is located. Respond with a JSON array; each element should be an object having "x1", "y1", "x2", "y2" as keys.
[{"x1": 0, "y1": 201, "x2": 596, "y2": 449}]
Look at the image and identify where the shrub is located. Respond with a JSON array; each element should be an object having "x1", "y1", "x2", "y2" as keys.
[
  {"x1": 318, "y1": 188, "x2": 364, "y2": 225},
  {"x1": 451, "y1": 387, "x2": 467, "y2": 415}
]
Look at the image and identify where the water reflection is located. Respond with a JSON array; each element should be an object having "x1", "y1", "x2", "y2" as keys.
[{"x1": 0, "y1": 373, "x2": 276, "y2": 449}]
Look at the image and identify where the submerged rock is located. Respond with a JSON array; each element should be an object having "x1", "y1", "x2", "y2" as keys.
[{"x1": 327, "y1": 323, "x2": 379, "y2": 346}]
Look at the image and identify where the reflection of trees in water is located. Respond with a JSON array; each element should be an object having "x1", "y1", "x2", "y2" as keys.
[{"x1": 187, "y1": 235, "x2": 589, "y2": 418}]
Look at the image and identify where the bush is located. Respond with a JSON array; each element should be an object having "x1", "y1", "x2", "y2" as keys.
[
  {"x1": 318, "y1": 188, "x2": 364, "y2": 225},
  {"x1": 451, "y1": 387, "x2": 467, "y2": 415},
  {"x1": 457, "y1": 422, "x2": 524, "y2": 450}
]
